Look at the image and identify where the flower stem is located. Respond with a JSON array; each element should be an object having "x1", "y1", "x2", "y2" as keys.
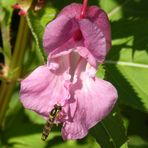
[
  {"x1": 80, "y1": 0, "x2": 88, "y2": 19},
  {"x1": 0, "y1": 17, "x2": 29, "y2": 128},
  {"x1": 1, "y1": 15, "x2": 12, "y2": 67}
]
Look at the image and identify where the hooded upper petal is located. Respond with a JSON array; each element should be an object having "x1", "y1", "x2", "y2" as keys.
[
  {"x1": 62, "y1": 59, "x2": 117, "y2": 139},
  {"x1": 20, "y1": 56, "x2": 71, "y2": 118},
  {"x1": 58, "y1": 3, "x2": 82, "y2": 19},
  {"x1": 86, "y1": 6, "x2": 111, "y2": 50},
  {"x1": 79, "y1": 19, "x2": 107, "y2": 63},
  {"x1": 43, "y1": 3, "x2": 111, "y2": 66},
  {"x1": 58, "y1": 3, "x2": 111, "y2": 50},
  {"x1": 43, "y1": 15, "x2": 79, "y2": 54}
]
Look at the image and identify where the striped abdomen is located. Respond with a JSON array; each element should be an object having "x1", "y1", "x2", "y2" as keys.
[
  {"x1": 41, "y1": 104, "x2": 62, "y2": 141},
  {"x1": 41, "y1": 116, "x2": 54, "y2": 141}
]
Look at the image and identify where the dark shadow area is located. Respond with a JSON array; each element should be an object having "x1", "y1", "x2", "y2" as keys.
[
  {"x1": 76, "y1": 136, "x2": 88, "y2": 145},
  {"x1": 45, "y1": 134, "x2": 92, "y2": 148},
  {"x1": 105, "y1": 64, "x2": 146, "y2": 111},
  {"x1": 0, "y1": 12, "x2": 4, "y2": 74},
  {"x1": 52, "y1": 0, "x2": 99, "y2": 10},
  {"x1": 109, "y1": 0, "x2": 148, "y2": 54},
  {"x1": 0, "y1": 57, "x2": 3, "y2": 67},
  {"x1": 45, "y1": 135, "x2": 63, "y2": 148},
  {"x1": 2, "y1": 108, "x2": 43, "y2": 140},
  {"x1": 10, "y1": 10, "x2": 20, "y2": 52},
  {"x1": 121, "y1": 106, "x2": 148, "y2": 147},
  {"x1": 117, "y1": 0, "x2": 148, "y2": 18},
  {"x1": 90, "y1": 105, "x2": 127, "y2": 148},
  {"x1": 122, "y1": 106, "x2": 148, "y2": 140},
  {"x1": 111, "y1": 19, "x2": 148, "y2": 53}
]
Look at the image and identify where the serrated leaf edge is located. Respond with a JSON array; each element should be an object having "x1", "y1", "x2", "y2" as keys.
[{"x1": 26, "y1": 14, "x2": 46, "y2": 63}]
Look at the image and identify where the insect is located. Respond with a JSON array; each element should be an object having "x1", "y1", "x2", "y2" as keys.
[{"x1": 41, "y1": 104, "x2": 62, "y2": 141}]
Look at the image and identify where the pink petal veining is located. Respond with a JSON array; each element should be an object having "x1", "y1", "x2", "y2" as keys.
[
  {"x1": 20, "y1": 56, "x2": 71, "y2": 118},
  {"x1": 43, "y1": 3, "x2": 111, "y2": 66},
  {"x1": 61, "y1": 59, "x2": 118, "y2": 139}
]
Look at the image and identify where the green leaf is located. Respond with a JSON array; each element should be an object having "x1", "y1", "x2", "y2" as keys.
[
  {"x1": 90, "y1": 106, "x2": 127, "y2": 148},
  {"x1": 122, "y1": 107, "x2": 148, "y2": 146},
  {"x1": 100, "y1": 0, "x2": 148, "y2": 112},
  {"x1": 105, "y1": 19, "x2": 148, "y2": 111},
  {"x1": 3, "y1": 106, "x2": 46, "y2": 148},
  {"x1": 24, "y1": 110, "x2": 45, "y2": 125},
  {"x1": 96, "y1": 64, "x2": 105, "y2": 79},
  {"x1": 0, "y1": 0, "x2": 15, "y2": 66},
  {"x1": 0, "y1": 7, "x2": 5, "y2": 22},
  {"x1": 128, "y1": 136, "x2": 148, "y2": 148},
  {"x1": 26, "y1": 1, "x2": 57, "y2": 62},
  {"x1": 0, "y1": 0, "x2": 16, "y2": 9}
]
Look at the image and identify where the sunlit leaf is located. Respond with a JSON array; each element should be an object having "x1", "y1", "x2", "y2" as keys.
[
  {"x1": 100, "y1": 0, "x2": 148, "y2": 112},
  {"x1": 0, "y1": 0, "x2": 16, "y2": 9},
  {"x1": 105, "y1": 19, "x2": 148, "y2": 111},
  {"x1": 96, "y1": 64, "x2": 105, "y2": 79},
  {"x1": 128, "y1": 136, "x2": 148, "y2": 148}
]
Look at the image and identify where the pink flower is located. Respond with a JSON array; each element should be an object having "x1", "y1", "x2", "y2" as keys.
[
  {"x1": 44, "y1": 3, "x2": 111, "y2": 67},
  {"x1": 20, "y1": 3, "x2": 117, "y2": 140}
]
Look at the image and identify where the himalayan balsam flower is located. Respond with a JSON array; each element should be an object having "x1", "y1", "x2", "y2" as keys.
[{"x1": 20, "y1": 3, "x2": 118, "y2": 140}]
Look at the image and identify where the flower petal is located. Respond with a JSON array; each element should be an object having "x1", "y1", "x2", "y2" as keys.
[
  {"x1": 58, "y1": 3, "x2": 111, "y2": 50},
  {"x1": 48, "y1": 38, "x2": 84, "y2": 59},
  {"x1": 79, "y1": 19, "x2": 107, "y2": 63},
  {"x1": 87, "y1": 6, "x2": 111, "y2": 50},
  {"x1": 20, "y1": 56, "x2": 71, "y2": 118},
  {"x1": 58, "y1": 3, "x2": 82, "y2": 19},
  {"x1": 74, "y1": 46, "x2": 97, "y2": 68},
  {"x1": 62, "y1": 59, "x2": 117, "y2": 139},
  {"x1": 49, "y1": 46, "x2": 96, "y2": 68},
  {"x1": 43, "y1": 15, "x2": 78, "y2": 54}
]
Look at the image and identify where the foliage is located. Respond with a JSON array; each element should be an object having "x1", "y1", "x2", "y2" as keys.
[{"x1": 0, "y1": 0, "x2": 148, "y2": 148}]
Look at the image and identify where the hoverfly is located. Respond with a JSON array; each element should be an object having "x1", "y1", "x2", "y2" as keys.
[{"x1": 41, "y1": 104, "x2": 62, "y2": 141}]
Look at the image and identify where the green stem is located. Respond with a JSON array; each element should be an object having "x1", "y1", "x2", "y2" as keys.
[
  {"x1": 1, "y1": 11, "x2": 12, "y2": 66},
  {"x1": 0, "y1": 17, "x2": 29, "y2": 127}
]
